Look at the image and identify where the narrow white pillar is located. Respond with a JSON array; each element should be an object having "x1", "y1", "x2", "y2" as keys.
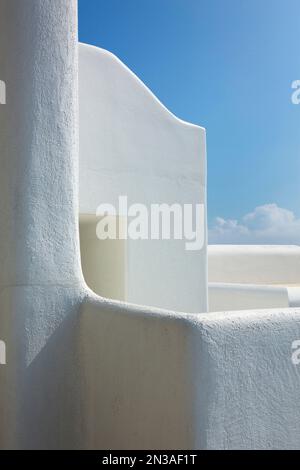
[{"x1": 0, "y1": 0, "x2": 83, "y2": 449}]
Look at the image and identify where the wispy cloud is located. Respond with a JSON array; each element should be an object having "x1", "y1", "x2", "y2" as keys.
[{"x1": 209, "y1": 204, "x2": 300, "y2": 245}]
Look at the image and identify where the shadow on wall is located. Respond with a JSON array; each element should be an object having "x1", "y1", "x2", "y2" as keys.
[
  {"x1": 0, "y1": 285, "x2": 84, "y2": 450},
  {"x1": 79, "y1": 215, "x2": 127, "y2": 302}
]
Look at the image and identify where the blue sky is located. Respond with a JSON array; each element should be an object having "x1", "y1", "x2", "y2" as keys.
[{"x1": 79, "y1": 0, "x2": 300, "y2": 243}]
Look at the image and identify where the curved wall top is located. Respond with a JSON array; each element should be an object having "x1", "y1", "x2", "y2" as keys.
[{"x1": 79, "y1": 43, "x2": 207, "y2": 313}]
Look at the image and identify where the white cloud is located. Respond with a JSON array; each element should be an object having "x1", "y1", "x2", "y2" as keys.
[{"x1": 209, "y1": 204, "x2": 300, "y2": 244}]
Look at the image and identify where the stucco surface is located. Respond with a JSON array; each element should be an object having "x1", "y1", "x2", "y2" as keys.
[
  {"x1": 81, "y1": 295, "x2": 300, "y2": 449},
  {"x1": 191, "y1": 308, "x2": 300, "y2": 449},
  {"x1": 79, "y1": 43, "x2": 207, "y2": 313},
  {"x1": 1, "y1": 0, "x2": 300, "y2": 450},
  {"x1": 0, "y1": 0, "x2": 85, "y2": 449}
]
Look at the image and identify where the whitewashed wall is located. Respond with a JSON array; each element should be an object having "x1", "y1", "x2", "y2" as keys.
[
  {"x1": 1, "y1": 0, "x2": 300, "y2": 450},
  {"x1": 208, "y1": 245, "x2": 300, "y2": 311},
  {"x1": 209, "y1": 245, "x2": 300, "y2": 285},
  {"x1": 209, "y1": 282, "x2": 289, "y2": 312},
  {"x1": 0, "y1": 0, "x2": 84, "y2": 449},
  {"x1": 79, "y1": 43, "x2": 207, "y2": 313},
  {"x1": 80, "y1": 295, "x2": 300, "y2": 449}
]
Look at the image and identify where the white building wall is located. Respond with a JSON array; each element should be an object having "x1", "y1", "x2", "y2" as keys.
[
  {"x1": 0, "y1": 0, "x2": 85, "y2": 449},
  {"x1": 80, "y1": 295, "x2": 300, "y2": 449},
  {"x1": 208, "y1": 245, "x2": 300, "y2": 285},
  {"x1": 208, "y1": 245, "x2": 300, "y2": 311},
  {"x1": 79, "y1": 43, "x2": 208, "y2": 313},
  {"x1": 1, "y1": 0, "x2": 300, "y2": 450},
  {"x1": 209, "y1": 282, "x2": 289, "y2": 312}
]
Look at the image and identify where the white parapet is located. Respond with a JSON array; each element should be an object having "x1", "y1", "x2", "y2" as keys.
[
  {"x1": 79, "y1": 43, "x2": 208, "y2": 313},
  {"x1": 209, "y1": 282, "x2": 289, "y2": 312},
  {"x1": 208, "y1": 245, "x2": 300, "y2": 311},
  {"x1": 80, "y1": 294, "x2": 300, "y2": 449},
  {"x1": 208, "y1": 245, "x2": 300, "y2": 285}
]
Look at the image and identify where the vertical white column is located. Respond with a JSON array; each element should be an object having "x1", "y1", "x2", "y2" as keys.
[{"x1": 0, "y1": 0, "x2": 83, "y2": 449}]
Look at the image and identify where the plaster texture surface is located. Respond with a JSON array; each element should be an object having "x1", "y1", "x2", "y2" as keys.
[
  {"x1": 1, "y1": 0, "x2": 300, "y2": 451},
  {"x1": 0, "y1": 0, "x2": 85, "y2": 448},
  {"x1": 80, "y1": 295, "x2": 300, "y2": 449},
  {"x1": 79, "y1": 43, "x2": 207, "y2": 313}
]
